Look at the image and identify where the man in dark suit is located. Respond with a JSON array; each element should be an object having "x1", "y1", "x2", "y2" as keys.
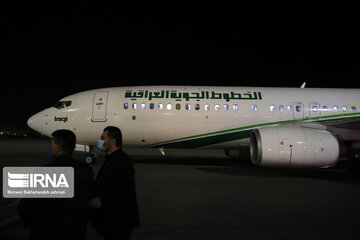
[
  {"x1": 89, "y1": 126, "x2": 140, "y2": 239},
  {"x1": 18, "y1": 129, "x2": 94, "y2": 240}
]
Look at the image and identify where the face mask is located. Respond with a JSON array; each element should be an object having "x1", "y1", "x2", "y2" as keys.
[{"x1": 97, "y1": 139, "x2": 107, "y2": 151}]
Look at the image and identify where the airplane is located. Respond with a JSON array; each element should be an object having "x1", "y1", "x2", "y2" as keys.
[{"x1": 27, "y1": 85, "x2": 360, "y2": 170}]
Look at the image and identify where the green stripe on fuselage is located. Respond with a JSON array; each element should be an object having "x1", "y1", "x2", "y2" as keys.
[{"x1": 145, "y1": 113, "x2": 360, "y2": 148}]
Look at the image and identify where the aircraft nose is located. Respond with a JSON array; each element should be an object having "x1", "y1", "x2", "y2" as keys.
[{"x1": 27, "y1": 113, "x2": 43, "y2": 133}]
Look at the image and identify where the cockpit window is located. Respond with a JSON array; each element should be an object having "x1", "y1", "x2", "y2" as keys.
[{"x1": 54, "y1": 101, "x2": 72, "y2": 109}]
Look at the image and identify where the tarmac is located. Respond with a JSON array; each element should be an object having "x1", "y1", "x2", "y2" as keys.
[{"x1": 1, "y1": 136, "x2": 360, "y2": 239}]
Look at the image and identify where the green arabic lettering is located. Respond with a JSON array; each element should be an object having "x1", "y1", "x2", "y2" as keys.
[
  {"x1": 182, "y1": 92, "x2": 190, "y2": 101},
  {"x1": 171, "y1": 90, "x2": 182, "y2": 100},
  {"x1": 230, "y1": 92, "x2": 242, "y2": 100},
  {"x1": 189, "y1": 91, "x2": 205, "y2": 100},
  {"x1": 125, "y1": 89, "x2": 263, "y2": 101},
  {"x1": 125, "y1": 90, "x2": 144, "y2": 99},
  {"x1": 149, "y1": 91, "x2": 165, "y2": 100},
  {"x1": 211, "y1": 91, "x2": 222, "y2": 100},
  {"x1": 125, "y1": 90, "x2": 133, "y2": 98},
  {"x1": 223, "y1": 93, "x2": 230, "y2": 102}
]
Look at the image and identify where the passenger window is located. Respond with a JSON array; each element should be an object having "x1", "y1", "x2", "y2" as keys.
[
  {"x1": 351, "y1": 106, "x2": 357, "y2": 113},
  {"x1": 215, "y1": 105, "x2": 220, "y2": 111},
  {"x1": 333, "y1": 106, "x2": 338, "y2": 112},
  {"x1": 123, "y1": 103, "x2": 129, "y2": 110},
  {"x1": 167, "y1": 104, "x2": 172, "y2": 110},
  {"x1": 195, "y1": 104, "x2": 200, "y2": 111},
  {"x1": 150, "y1": 103, "x2": 155, "y2": 110},
  {"x1": 279, "y1": 105, "x2": 284, "y2": 112},
  {"x1": 287, "y1": 105, "x2": 292, "y2": 112},
  {"x1": 205, "y1": 104, "x2": 210, "y2": 111},
  {"x1": 224, "y1": 104, "x2": 229, "y2": 111},
  {"x1": 186, "y1": 104, "x2": 191, "y2": 110},
  {"x1": 342, "y1": 106, "x2": 347, "y2": 112},
  {"x1": 322, "y1": 106, "x2": 328, "y2": 111},
  {"x1": 158, "y1": 103, "x2": 164, "y2": 110},
  {"x1": 252, "y1": 105, "x2": 257, "y2": 111},
  {"x1": 296, "y1": 106, "x2": 301, "y2": 112},
  {"x1": 132, "y1": 103, "x2": 137, "y2": 110},
  {"x1": 176, "y1": 104, "x2": 181, "y2": 110},
  {"x1": 141, "y1": 103, "x2": 146, "y2": 110},
  {"x1": 312, "y1": 106, "x2": 318, "y2": 112},
  {"x1": 54, "y1": 101, "x2": 72, "y2": 109},
  {"x1": 270, "y1": 105, "x2": 275, "y2": 112},
  {"x1": 233, "y1": 104, "x2": 238, "y2": 111}
]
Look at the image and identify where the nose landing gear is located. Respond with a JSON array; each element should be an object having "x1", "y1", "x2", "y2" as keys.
[
  {"x1": 84, "y1": 149, "x2": 97, "y2": 164},
  {"x1": 75, "y1": 144, "x2": 97, "y2": 164}
]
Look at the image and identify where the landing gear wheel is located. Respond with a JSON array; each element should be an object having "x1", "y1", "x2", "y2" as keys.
[
  {"x1": 84, "y1": 155, "x2": 95, "y2": 164},
  {"x1": 84, "y1": 148, "x2": 97, "y2": 164}
]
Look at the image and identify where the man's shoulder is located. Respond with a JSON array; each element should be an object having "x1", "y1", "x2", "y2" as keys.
[
  {"x1": 108, "y1": 149, "x2": 133, "y2": 168},
  {"x1": 111, "y1": 149, "x2": 130, "y2": 160}
]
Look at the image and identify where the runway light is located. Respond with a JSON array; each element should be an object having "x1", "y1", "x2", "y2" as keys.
[{"x1": 0, "y1": 132, "x2": 3, "y2": 135}]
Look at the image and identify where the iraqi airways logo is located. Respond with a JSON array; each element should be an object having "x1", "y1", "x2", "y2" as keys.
[{"x1": 125, "y1": 90, "x2": 263, "y2": 102}]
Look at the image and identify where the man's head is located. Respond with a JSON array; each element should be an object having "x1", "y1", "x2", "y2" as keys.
[
  {"x1": 100, "y1": 126, "x2": 122, "y2": 154},
  {"x1": 51, "y1": 129, "x2": 76, "y2": 156}
]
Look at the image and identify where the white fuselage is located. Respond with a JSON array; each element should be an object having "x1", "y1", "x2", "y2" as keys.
[{"x1": 28, "y1": 86, "x2": 360, "y2": 150}]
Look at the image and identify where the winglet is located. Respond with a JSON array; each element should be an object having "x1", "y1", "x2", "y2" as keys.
[{"x1": 300, "y1": 82, "x2": 306, "y2": 88}]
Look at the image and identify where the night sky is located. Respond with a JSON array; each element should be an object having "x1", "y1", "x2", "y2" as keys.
[{"x1": 4, "y1": 4, "x2": 360, "y2": 130}]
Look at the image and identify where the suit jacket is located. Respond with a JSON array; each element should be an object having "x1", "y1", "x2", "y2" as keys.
[
  {"x1": 18, "y1": 154, "x2": 94, "y2": 240},
  {"x1": 92, "y1": 148, "x2": 140, "y2": 234}
]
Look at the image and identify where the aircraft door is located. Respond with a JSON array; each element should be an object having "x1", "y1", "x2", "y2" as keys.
[
  {"x1": 293, "y1": 102, "x2": 304, "y2": 120},
  {"x1": 92, "y1": 91, "x2": 108, "y2": 122},
  {"x1": 309, "y1": 102, "x2": 321, "y2": 118}
]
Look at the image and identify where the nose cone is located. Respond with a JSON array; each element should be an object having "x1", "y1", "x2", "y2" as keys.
[{"x1": 27, "y1": 113, "x2": 43, "y2": 133}]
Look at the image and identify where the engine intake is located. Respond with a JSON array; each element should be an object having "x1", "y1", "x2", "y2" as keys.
[{"x1": 250, "y1": 126, "x2": 339, "y2": 168}]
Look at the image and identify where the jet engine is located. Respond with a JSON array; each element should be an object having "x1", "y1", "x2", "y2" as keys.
[{"x1": 250, "y1": 126, "x2": 340, "y2": 168}]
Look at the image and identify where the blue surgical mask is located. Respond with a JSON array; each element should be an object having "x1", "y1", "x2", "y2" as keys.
[{"x1": 97, "y1": 139, "x2": 107, "y2": 151}]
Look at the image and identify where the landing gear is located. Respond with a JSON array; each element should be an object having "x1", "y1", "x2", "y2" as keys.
[
  {"x1": 84, "y1": 155, "x2": 95, "y2": 164},
  {"x1": 84, "y1": 148, "x2": 97, "y2": 164}
]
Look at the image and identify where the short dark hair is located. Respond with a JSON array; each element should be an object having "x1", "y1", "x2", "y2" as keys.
[
  {"x1": 51, "y1": 129, "x2": 76, "y2": 154},
  {"x1": 104, "y1": 126, "x2": 122, "y2": 147}
]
